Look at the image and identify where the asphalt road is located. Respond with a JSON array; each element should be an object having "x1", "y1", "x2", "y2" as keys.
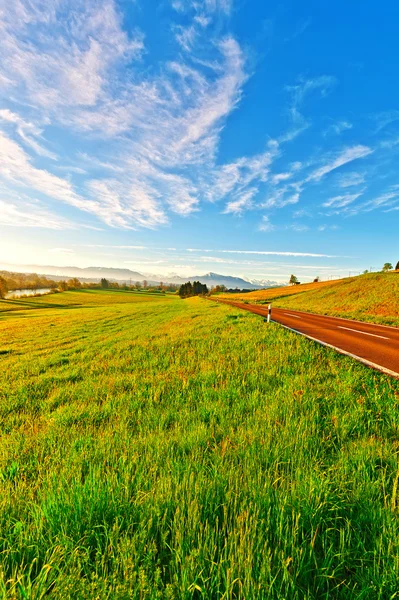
[{"x1": 211, "y1": 299, "x2": 399, "y2": 378}]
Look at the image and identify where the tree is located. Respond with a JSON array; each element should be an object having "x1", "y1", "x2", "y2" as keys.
[
  {"x1": 382, "y1": 263, "x2": 393, "y2": 272},
  {"x1": 58, "y1": 280, "x2": 68, "y2": 291},
  {"x1": 67, "y1": 278, "x2": 81, "y2": 289},
  {"x1": 313, "y1": 276, "x2": 320, "y2": 283},
  {"x1": 395, "y1": 261, "x2": 399, "y2": 271},
  {"x1": 142, "y1": 280, "x2": 148, "y2": 289},
  {"x1": 289, "y1": 274, "x2": 298, "y2": 285},
  {"x1": 101, "y1": 278, "x2": 109, "y2": 289},
  {"x1": 0, "y1": 276, "x2": 8, "y2": 299},
  {"x1": 210, "y1": 284, "x2": 226, "y2": 295}
]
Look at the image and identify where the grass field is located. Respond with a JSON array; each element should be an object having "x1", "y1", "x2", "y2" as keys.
[
  {"x1": 1, "y1": 290, "x2": 399, "y2": 599},
  {"x1": 223, "y1": 272, "x2": 399, "y2": 327}
]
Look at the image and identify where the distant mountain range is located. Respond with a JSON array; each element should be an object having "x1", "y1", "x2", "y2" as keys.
[{"x1": 0, "y1": 263, "x2": 281, "y2": 290}]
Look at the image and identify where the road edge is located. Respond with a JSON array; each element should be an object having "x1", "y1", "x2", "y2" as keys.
[{"x1": 273, "y1": 320, "x2": 399, "y2": 380}]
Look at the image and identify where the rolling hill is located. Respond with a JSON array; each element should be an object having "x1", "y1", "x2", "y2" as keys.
[{"x1": 223, "y1": 271, "x2": 399, "y2": 326}]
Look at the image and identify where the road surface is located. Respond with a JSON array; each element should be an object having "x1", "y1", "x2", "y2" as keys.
[{"x1": 211, "y1": 299, "x2": 399, "y2": 378}]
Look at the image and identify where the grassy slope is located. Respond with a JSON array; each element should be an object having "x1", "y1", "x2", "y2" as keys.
[
  {"x1": 222, "y1": 279, "x2": 339, "y2": 303},
  {"x1": 224, "y1": 272, "x2": 399, "y2": 326},
  {"x1": 1, "y1": 291, "x2": 399, "y2": 599}
]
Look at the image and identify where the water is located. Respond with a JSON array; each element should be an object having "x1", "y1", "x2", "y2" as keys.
[{"x1": 5, "y1": 288, "x2": 52, "y2": 299}]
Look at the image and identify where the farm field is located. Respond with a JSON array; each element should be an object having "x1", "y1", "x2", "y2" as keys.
[
  {"x1": 1, "y1": 290, "x2": 399, "y2": 599},
  {"x1": 223, "y1": 271, "x2": 399, "y2": 327}
]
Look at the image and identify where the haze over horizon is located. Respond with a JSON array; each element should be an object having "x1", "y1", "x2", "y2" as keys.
[{"x1": 1, "y1": 0, "x2": 398, "y2": 283}]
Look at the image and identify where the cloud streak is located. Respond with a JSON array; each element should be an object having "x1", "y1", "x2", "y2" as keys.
[{"x1": 307, "y1": 145, "x2": 373, "y2": 182}]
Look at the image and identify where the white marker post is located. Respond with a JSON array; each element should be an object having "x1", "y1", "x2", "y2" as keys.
[{"x1": 267, "y1": 304, "x2": 272, "y2": 323}]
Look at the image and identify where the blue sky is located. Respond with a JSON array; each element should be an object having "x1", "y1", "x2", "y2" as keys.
[{"x1": 0, "y1": 0, "x2": 398, "y2": 283}]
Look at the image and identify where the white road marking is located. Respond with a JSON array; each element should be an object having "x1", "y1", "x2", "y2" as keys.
[
  {"x1": 337, "y1": 326, "x2": 390, "y2": 340},
  {"x1": 284, "y1": 313, "x2": 301, "y2": 318}
]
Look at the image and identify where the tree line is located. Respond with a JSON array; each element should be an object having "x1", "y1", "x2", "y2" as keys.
[{"x1": 0, "y1": 270, "x2": 180, "y2": 299}]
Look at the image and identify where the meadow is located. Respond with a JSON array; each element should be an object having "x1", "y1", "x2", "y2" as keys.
[
  {"x1": 223, "y1": 272, "x2": 399, "y2": 327},
  {"x1": 0, "y1": 290, "x2": 399, "y2": 599}
]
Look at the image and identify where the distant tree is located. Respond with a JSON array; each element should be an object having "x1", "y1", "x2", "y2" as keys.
[
  {"x1": 289, "y1": 274, "x2": 298, "y2": 285},
  {"x1": 101, "y1": 278, "x2": 109, "y2": 289},
  {"x1": 382, "y1": 263, "x2": 393, "y2": 272},
  {"x1": 67, "y1": 278, "x2": 82, "y2": 289},
  {"x1": 395, "y1": 261, "x2": 399, "y2": 270},
  {"x1": 58, "y1": 280, "x2": 68, "y2": 291},
  {"x1": 135, "y1": 281, "x2": 141, "y2": 290},
  {"x1": 210, "y1": 284, "x2": 226, "y2": 295},
  {"x1": 313, "y1": 276, "x2": 320, "y2": 283},
  {"x1": 363, "y1": 269, "x2": 369, "y2": 274},
  {"x1": 0, "y1": 276, "x2": 8, "y2": 299}
]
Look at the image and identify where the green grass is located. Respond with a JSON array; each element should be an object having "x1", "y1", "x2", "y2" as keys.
[{"x1": 1, "y1": 290, "x2": 399, "y2": 598}]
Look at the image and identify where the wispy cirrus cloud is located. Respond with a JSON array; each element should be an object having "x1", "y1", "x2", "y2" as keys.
[
  {"x1": 224, "y1": 188, "x2": 258, "y2": 214},
  {"x1": 374, "y1": 110, "x2": 399, "y2": 132},
  {"x1": 0, "y1": 108, "x2": 57, "y2": 160},
  {"x1": 323, "y1": 191, "x2": 364, "y2": 208},
  {"x1": 324, "y1": 120, "x2": 352, "y2": 136},
  {"x1": 0, "y1": 0, "x2": 254, "y2": 227},
  {"x1": 337, "y1": 171, "x2": 366, "y2": 188},
  {"x1": 171, "y1": 0, "x2": 232, "y2": 16},
  {"x1": 0, "y1": 132, "x2": 91, "y2": 211},
  {"x1": 0, "y1": 198, "x2": 72, "y2": 229},
  {"x1": 0, "y1": 0, "x2": 144, "y2": 115},
  {"x1": 186, "y1": 248, "x2": 345, "y2": 257},
  {"x1": 0, "y1": 0, "x2": 393, "y2": 238},
  {"x1": 280, "y1": 75, "x2": 337, "y2": 142},
  {"x1": 306, "y1": 145, "x2": 373, "y2": 182},
  {"x1": 325, "y1": 186, "x2": 399, "y2": 216}
]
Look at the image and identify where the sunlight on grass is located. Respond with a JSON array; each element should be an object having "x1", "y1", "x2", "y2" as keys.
[{"x1": 0, "y1": 291, "x2": 398, "y2": 598}]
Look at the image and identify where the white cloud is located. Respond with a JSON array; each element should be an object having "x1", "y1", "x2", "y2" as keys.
[
  {"x1": 224, "y1": 188, "x2": 258, "y2": 214},
  {"x1": 324, "y1": 120, "x2": 352, "y2": 136},
  {"x1": 380, "y1": 136, "x2": 399, "y2": 149},
  {"x1": 0, "y1": 108, "x2": 57, "y2": 160},
  {"x1": 0, "y1": 0, "x2": 144, "y2": 113},
  {"x1": 0, "y1": 0, "x2": 389, "y2": 237},
  {"x1": 323, "y1": 192, "x2": 364, "y2": 208},
  {"x1": 290, "y1": 223, "x2": 310, "y2": 232},
  {"x1": 259, "y1": 216, "x2": 275, "y2": 232},
  {"x1": 280, "y1": 75, "x2": 337, "y2": 142},
  {"x1": 0, "y1": 198, "x2": 71, "y2": 229},
  {"x1": 49, "y1": 248, "x2": 75, "y2": 254},
  {"x1": 375, "y1": 110, "x2": 399, "y2": 132},
  {"x1": 0, "y1": 1, "x2": 260, "y2": 228},
  {"x1": 262, "y1": 191, "x2": 300, "y2": 209},
  {"x1": 337, "y1": 172, "x2": 366, "y2": 188},
  {"x1": 171, "y1": 0, "x2": 232, "y2": 15},
  {"x1": 272, "y1": 172, "x2": 292, "y2": 184},
  {"x1": 186, "y1": 248, "x2": 345, "y2": 257},
  {"x1": 307, "y1": 145, "x2": 373, "y2": 182},
  {"x1": 361, "y1": 191, "x2": 399, "y2": 212},
  {"x1": 0, "y1": 132, "x2": 103, "y2": 216},
  {"x1": 326, "y1": 186, "x2": 399, "y2": 216},
  {"x1": 318, "y1": 225, "x2": 339, "y2": 231}
]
